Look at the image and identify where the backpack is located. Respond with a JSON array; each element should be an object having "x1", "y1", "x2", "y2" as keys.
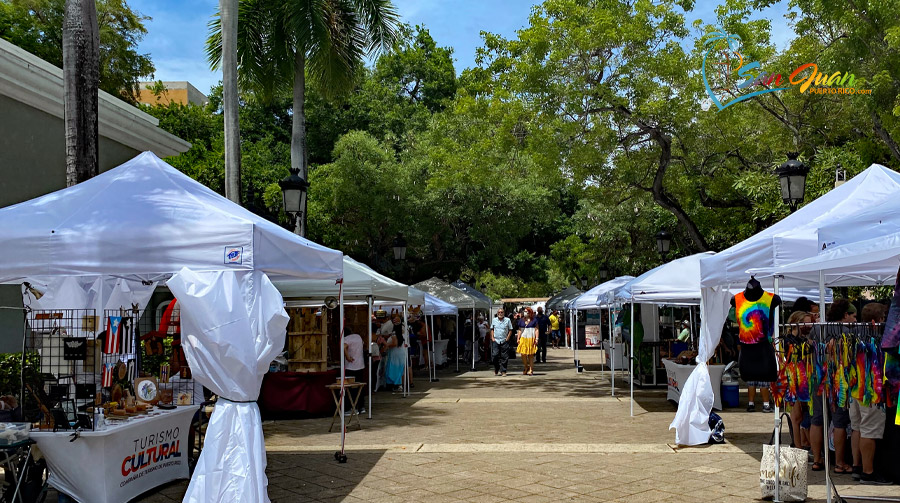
[{"x1": 708, "y1": 412, "x2": 725, "y2": 444}]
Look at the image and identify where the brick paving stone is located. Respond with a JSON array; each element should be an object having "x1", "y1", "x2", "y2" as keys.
[{"x1": 86, "y1": 349, "x2": 900, "y2": 503}]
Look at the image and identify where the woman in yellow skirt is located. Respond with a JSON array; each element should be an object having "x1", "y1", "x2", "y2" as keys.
[{"x1": 516, "y1": 308, "x2": 539, "y2": 375}]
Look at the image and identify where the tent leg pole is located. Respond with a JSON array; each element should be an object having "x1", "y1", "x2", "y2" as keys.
[
  {"x1": 403, "y1": 304, "x2": 409, "y2": 398},
  {"x1": 339, "y1": 283, "x2": 346, "y2": 455},
  {"x1": 819, "y1": 270, "x2": 832, "y2": 503},
  {"x1": 367, "y1": 296, "x2": 373, "y2": 419},
  {"x1": 630, "y1": 300, "x2": 634, "y2": 417},
  {"x1": 430, "y1": 314, "x2": 439, "y2": 382},
  {"x1": 773, "y1": 276, "x2": 782, "y2": 503},
  {"x1": 455, "y1": 314, "x2": 459, "y2": 373},
  {"x1": 472, "y1": 307, "x2": 476, "y2": 372},
  {"x1": 609, "y1": 307, "x2": 614, "y2": 396}
]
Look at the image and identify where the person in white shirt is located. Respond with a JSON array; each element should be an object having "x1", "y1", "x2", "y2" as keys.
[{"x1": 343, "y1": 329, "x2": 366, "y2": 413}]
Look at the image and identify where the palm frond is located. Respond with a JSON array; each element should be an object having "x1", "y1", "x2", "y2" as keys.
[{"x1": 348, "y1": 0, "x2": 400, "y2": 54}]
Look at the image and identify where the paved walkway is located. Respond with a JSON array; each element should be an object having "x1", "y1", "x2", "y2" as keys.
[{"x1": 100, "y1": 349, "x2": 900, "y2": 501}]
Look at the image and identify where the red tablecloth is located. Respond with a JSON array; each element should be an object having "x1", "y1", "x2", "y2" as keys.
[{"x1": 259, "y1": 370, "x2": 338, "y2": 418}]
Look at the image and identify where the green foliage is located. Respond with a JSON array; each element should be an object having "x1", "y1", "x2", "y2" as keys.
[
  {"x1": 0, "y1": 0, "x2": 154, "y2": 103},
  {"x1": 144, "y1": 0, "x2": 900, "y2": 300},
  {"x1": 0, "y1": 351, "x2": 39, "y2": 397}
]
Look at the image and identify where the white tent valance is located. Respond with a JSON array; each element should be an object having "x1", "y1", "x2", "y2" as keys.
[{"x1": 275, "y1": 256, "x2": 409, "y2": 302}]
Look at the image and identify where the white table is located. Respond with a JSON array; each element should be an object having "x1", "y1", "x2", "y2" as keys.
[
  {"x1": 662, "y1": 360, "x2": 726, "y2": 410},
  {"x1": 31, "y1": 405, "x2": 195, "y2": 503},
  {"x1": 417, "y1": 339, "x2": 449, "y2": 366}
]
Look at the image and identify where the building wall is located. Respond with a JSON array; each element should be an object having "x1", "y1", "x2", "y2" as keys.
[
  {"x1": 0, "y1": 94, "x2": 143, "y2": 208},
  {"x1": 136, "y1": 88, "x2": 192, "y2": 107},
  {"x1": 0, "y1": 94, "x2": 145, "y2": 354}
]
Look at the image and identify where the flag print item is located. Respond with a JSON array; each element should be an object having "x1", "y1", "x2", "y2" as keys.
[
  {"x1": 104, "y1": 316, "x2": 122, "y2": 354},
  {"x1": 126, "y1": 359, "x2": 136, "y2": 382},
  {"x1": 102, "y1": 363, "x2": 114, "y2": 387},
  {"x1": 121, "y1": 318, "x2": 133, "y2": 354}
]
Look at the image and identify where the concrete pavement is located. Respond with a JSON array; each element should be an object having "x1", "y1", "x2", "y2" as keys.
[{"x1": 99, "y1": 348, "x2": 900, "y2": 502}]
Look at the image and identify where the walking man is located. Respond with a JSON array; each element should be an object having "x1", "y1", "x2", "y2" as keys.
[
  {"x1": 549, "y1": 310, "x2": 561, "y2": 349},
  {"x1": 535, "y1": 306, "x2": 550, "y2": 363},
  {"x1": 490, "y1": 308, "x2": 514, "y2": 376}
]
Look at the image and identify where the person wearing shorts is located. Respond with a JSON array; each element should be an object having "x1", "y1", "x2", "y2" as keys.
[{"x1": 849, "y1": 398, "x2": 889, "y2": 484}]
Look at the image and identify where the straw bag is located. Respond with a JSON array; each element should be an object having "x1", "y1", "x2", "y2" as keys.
[{"x1": 760, "y1": 413, "x2": 808, "y2": 501}]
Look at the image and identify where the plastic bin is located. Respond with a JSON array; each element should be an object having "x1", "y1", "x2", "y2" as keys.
[{"x1": 722, "y1": 383, "x2": 740, "y2": 408}]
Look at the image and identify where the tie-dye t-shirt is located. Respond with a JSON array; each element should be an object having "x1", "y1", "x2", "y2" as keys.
[{"x1": 735, "y1": 290, "x2": 775, "y2": 345}]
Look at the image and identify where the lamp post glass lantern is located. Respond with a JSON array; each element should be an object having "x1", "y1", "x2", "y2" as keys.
[
  {"x1": 392, "y1": 234, "x2": 407, "y2": 261},
  {"x1": 598, "y1": 268, "x2": 609, "y2": 281},
  {"x1": 580, "y1": 275, "x2": 588, "y2": 289},
  {"x1": 775, "y1": 153, "x2": 810, "y2": 211},
  {"x1": 655, "y1": 231, "x2": 672, "y2": 256},
  {"x1": 279, "y1": 171, "x2": 309, "y2": 233}
]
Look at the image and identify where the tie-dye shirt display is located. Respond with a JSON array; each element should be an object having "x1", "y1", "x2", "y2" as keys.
[{"x1": 735, "y1": 291, "x2": 775, "y2": 344}]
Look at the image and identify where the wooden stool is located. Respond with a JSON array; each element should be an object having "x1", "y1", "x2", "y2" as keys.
[{"x1": 326, "y1": 382, "x2": 366, "y2": 432}]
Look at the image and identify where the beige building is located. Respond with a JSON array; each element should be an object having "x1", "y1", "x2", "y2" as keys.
[{"x1": 137, "y1": 80, "x2": 208, "y2": 106}]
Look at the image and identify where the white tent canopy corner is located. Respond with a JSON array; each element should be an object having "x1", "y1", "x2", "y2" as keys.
[
  {"x1": 673, "y1": 162, "x2": 900, "y2": 446},
  {"x1": 0, "y1": 152, "x2": 344, "y2": 502}
]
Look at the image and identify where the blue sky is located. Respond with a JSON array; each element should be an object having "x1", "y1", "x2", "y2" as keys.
[{"x1": 131, "y1": 0, "x2": 793, "y2": 98}]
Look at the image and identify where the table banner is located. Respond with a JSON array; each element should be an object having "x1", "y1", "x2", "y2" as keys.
[{"x1": 31, "y1": 406, "x2": 195, "y2": 503}]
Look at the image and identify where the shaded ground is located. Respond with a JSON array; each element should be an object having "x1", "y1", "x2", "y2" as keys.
[{"x1": 54, "y1": 348, "x2": 900, "y2": 502}]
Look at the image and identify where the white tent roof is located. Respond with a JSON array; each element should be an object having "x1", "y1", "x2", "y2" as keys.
[
  {"x1": 629, "y1": 253, "x2": 714, "y2": 304},
  {"x1": 629, "y1": 252, "x2": 832, "y2": 304},
  {"x1": 700, "y1": 164, "x2": 900, "y2": 289},
  {"x1": 0, "y1": 152, "x2": 343, "y2": 283},
  {"x1": 422, "y1": 293, "x2": 458, "y2": 315},
  {"x1": 275, "y1": 256, "x2": 409, "y2": 301},
  {"x1": 613, "y1": 267, "x2": 666, "y2": 303},
  {"x1": 375, "y1": 290, "x2": 458, "y2": 316},
  {"x1": 747, "y1": 232, "x2": 900, "y2": 287},
  {"x1": 451, "y1": 280, "x2": 493, "y2": 307},
  {"x1": 568, "y1": 276, "x2": 634, "y2": 309},
  {"x1": 413, "y1": 277, "x2": 488, "y2": 310}
]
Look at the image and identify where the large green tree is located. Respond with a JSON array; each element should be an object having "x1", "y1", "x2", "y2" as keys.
[
  {"x1": 0, "y1": 0, "x2": 154, "y2": 103},
  {"x1": 207, "y1": 0, "x2": 400, "y2": 235}
]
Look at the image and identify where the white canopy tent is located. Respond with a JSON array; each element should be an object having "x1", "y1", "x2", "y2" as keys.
[
  {"x1": 672, "y1": 163, "x2": 900, "y2": 448},
  {"x1": 0, "y1": 152, "x2": 344, "y2": 503},
  {"x1": 565, "y1": 276, "x2": 635, "y2": 395},
  {"x1": 747, "y1": 232, "x2": 900, "y2": 287},
  {"x1": 414, "y1": 278, "x2": 487, "y2": 371},
  {"x1": 629, "y1": 252, "x2": 833, "y2": 305},
  {"x1": 274, "y1": 256, "x2": 408, "y2": 302},
  {"x1": 277, "y1": 256, "x2": 417, "y2": 413}
]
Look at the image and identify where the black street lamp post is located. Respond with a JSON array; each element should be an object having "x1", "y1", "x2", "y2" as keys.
[
  {"x1": 279, "y1": 170, "x2": 309, "y2": 235},
  {"x1": 775, "y1": 153, "x2": 810, "y2": 212},
  {"x1": 655, "y1": 230, "x2": 672, "y2": 258}
]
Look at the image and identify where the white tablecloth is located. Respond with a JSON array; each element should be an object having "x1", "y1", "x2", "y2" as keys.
[
  {"x1": 31, "y1": 405, "x2": 195, "y2": 503},
  {"x1": 417, "y1": 339, "x2": 449, "y2": 366},
  {"x1": 662, "y1": 360, "x2": 726, "y2": 411}
]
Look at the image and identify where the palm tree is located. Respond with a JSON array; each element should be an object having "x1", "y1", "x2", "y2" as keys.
[
  {"x1": 220, "y1": 0, "x2": 241, "y2": 204},
  {"x1": 63, "y1": 0, "x2": 99, "y2": 186},
  {"x1": 207, "y1": 0, "x2": 400, "y2": 236}
]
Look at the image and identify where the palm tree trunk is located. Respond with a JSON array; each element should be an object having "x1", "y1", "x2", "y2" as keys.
[
  {"x1": 221, "y1": 0, "x2": 241, "y2": 204},
  {"x1": 291, "y1": 49, "x2": 308, "y2": 237},
  {"x1": 62, "y1": 0, "x2": 99, "y2": 187}
]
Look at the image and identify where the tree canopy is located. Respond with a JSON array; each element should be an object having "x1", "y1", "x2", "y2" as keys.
[
  {"x1": 0, "y1": 0, "x2": 154, "y2": 103},
  {"x1": 138, "y1": 0, "x2": 900, "y2": 300}
]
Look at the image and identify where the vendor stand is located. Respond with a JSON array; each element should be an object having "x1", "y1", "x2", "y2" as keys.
[
  {"x1": 30, "y1": 406, "x2": 195, "y2": 503},
  {"x1": 0, "y1": 152, "x2": 344, "y2": 503}
]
